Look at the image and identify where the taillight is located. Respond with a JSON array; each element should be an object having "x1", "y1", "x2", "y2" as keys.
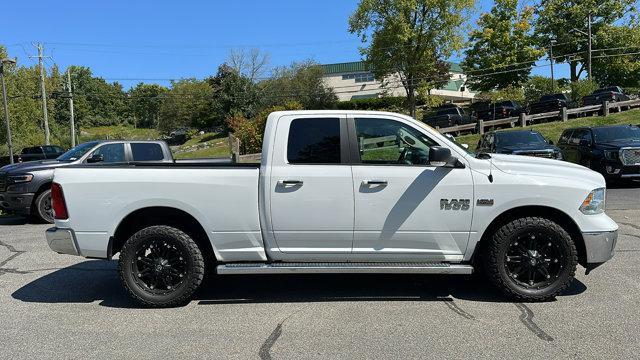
[{"x1": 51, "y1": 182, "x2": 68, "y2": 220}]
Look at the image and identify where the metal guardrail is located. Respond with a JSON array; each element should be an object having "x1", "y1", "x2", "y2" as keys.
[{"x1": 437, "y1": 98, "x2": 640, "y2": 135}]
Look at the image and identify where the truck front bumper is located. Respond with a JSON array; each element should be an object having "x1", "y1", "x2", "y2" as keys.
[
  {"x1": 45, "y1": 227, "x2": 79, "y2": 256},
  {"x1": 583, "y1": 230, "x2": 618, "y2": 264},
  {"x1": 0, "y1": 192, "x2": 34, "y2": 215}
]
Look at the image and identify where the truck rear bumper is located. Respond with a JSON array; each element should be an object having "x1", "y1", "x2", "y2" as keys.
[
  {"x1": 46, "y1": 227, "x2": 79, "y2": 256},
  {"x1": 583, "y1": 230, "x2": 617, "y2": 263}
]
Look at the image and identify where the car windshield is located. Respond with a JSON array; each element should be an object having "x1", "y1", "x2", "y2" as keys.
[
  {"x1": 57, "y1": 142, "x2": 99, "y2": 161},
  {"x1": 496, "y1": 131, "x2": 547, "y2": 147},
  {"x1": 592, "y1": 126, "x2": 640, "y2": 143}
]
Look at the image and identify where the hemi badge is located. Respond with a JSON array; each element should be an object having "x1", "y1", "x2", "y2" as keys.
[{"x1": 477, "y1": 199, "x2": 494, "y2": 206}]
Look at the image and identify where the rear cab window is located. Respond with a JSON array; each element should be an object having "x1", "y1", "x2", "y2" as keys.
[
  {"x1": 287, "y1": 118, "x2": 341, "y2": 164},
  {"x1": 131, "y1": 143, "x2": 165, "y2": 161}
]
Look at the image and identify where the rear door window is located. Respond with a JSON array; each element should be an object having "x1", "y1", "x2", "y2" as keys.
[
  {"x1": 131, "y1": 143, "x2": 165, "y2": 161},
  {"x1": 287, "y1": 118, "x2": 341, "y2": 164},
  {"x1": 559, "y1": 130, "x2": 573, "y2": 145}
]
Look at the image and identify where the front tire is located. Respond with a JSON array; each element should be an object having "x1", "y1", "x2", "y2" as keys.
[
  {"x1": 33, "y1": 189, "x2": 54, "y2": 224},
  {"x1": 118, "y1": 225, "x2": 205, "y2": 307},
  {"x1": 485, "y1": 217, "x2": 577, "y2": 301}
]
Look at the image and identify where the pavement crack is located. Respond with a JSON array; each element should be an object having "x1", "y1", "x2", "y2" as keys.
[
  {"x1": 620, "y1": 232, "x2": 640, "y2": 241},
  {"x1": 258, "y1": 306, "x2": 308, "y2": 360},
  {"x1": 0, "y1": 240, "x2": 26, "y2": 275},
  {"x1": 618, "y1": 222, "x2": 640, "y2": 232},
  {"x1": 441, "y1": 298, "x2": 475, "y2": 320},
  {"x1": 514, "y1": 303, "x2": 554, "y2": 342}
]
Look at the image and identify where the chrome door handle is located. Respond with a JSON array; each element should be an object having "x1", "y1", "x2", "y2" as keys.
[
  {"x1": 362, "y1": 180, "x2": 388, "y2": 185},
  {"x1": 278, "y1": 179, "x2": 303, "y2": 186}
]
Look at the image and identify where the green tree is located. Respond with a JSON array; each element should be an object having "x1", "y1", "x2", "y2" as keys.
[
  {"x1": 462, "y1": 0, "x2": 543, "y2": 91},
  {"x1": 157, "y1": 79, "x2": 214, "y2": 134},
  {"x1": 207, "y1": 64, "x2": 260, "y2": 127},
  {"x1": 534, "y1": 0, "x2": 638, "y2": 81},
  {"x1": 591, "y1": 23, "x2": 640, "y2": 88},
  {"x1": 523, "y1": 75, "x2": 568, "y2": 104},
  {"x1": 128, "y1": 83, "x2": 168, "y2": 128},
  {"x1": 260, "y1": 60, "x2": 337, "y2": 109},
  {"x1": 67, "y1": 66, "x2": 128, "y2": 127},
  {"x1": 349, "y1": 0, "x2": 474, "y2": 117}
]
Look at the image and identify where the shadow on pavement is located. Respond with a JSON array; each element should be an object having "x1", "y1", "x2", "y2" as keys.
[
  {"x1": 12, "y1": 260, "x2": 588, "y2": 308},
  {"x1": 0, "y1": 215, "x2": 31, "y2": 226}
]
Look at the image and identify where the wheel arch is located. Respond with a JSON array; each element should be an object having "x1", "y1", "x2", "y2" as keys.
[
  {"x1": 110, "y1": 206, "x2": 216, "y2": 264},
  {"x1": 472, "y1": 205, "x2": 586, "y2": 266}
]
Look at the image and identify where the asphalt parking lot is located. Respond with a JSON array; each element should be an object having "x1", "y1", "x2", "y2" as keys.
[{"x1": 1, "y1": 186, "x2": 639, "y2": 359}]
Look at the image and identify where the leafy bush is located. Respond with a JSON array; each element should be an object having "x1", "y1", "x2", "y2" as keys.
[
  {"x1": 227, "y1": 101, "x2": 303, "y2": 154},
  {"x1": 569, "y1": 79, "x2": 599, "y2": 102}
]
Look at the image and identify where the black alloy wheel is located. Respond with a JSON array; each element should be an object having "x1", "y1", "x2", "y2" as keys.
[{"x1": 118, "y1": 225, "x2": 205, "y2": 307}]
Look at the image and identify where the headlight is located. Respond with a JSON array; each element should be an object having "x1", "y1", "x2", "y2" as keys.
[
  {"x1": 604, "y1": 150, "x2": 618, "y2": 160},
  {"x1": 8, "y1": 174, "x2": 34, "y2": 183},
  {"x1": 579, "y1": 188, "x2": 605, "y2": 215},
  {"x1": 555, "y1": 151, "x2": 563, "y2": 160}
]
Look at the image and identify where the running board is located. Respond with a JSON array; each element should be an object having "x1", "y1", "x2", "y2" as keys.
[{"x1": 216, "y1": 262, "x2": 473, "y2": 275}]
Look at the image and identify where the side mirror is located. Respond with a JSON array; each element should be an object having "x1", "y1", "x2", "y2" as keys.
[
  {"x1": 429, "y1": 146, "x2": 458, "y2": 167},
  {"x1": 548, "y1": 139, "x2": 555, "y2": 145},
  {"x1": 87, "y1": 153, "x2": 104, "y2": 163}
]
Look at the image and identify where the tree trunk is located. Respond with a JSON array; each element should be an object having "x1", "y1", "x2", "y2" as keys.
[
  {"x1": 406, "y1": 87, "x2": 416, "y2": 118},
  {"x1": 570, "y1": 61, "x2": 578, "y2": 82}
]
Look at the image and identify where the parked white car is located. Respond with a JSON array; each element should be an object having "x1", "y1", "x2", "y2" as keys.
[{"x1": 46, "y1": 110, "x2": 618, "y2": 307}]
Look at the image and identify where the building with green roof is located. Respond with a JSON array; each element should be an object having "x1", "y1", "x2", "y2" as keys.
[{"x1": 321, "y1": 60, "x2": 474, "y2": 102}]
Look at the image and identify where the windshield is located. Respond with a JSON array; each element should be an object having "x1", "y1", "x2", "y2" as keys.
[
  {"x1": 592, "y1": 126, "x2": 640, "y2": 143},
  {"x1": 496, "y1": 131, "x2": 547, "y2": 147},
  {"x1": 57, "y1": 142, "x2": 99, "y2": 161}
]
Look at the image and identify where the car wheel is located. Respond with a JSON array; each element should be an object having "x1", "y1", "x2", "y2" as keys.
[
  {"x1": 484, "y1": 217, "x2": 577, "y2": 301},
  {"x1": 34, "y1": 189, "x2": 54, "y2": 224},
  {"x1": 118, "y1": 225, "x2": 205, "y2": 307}
]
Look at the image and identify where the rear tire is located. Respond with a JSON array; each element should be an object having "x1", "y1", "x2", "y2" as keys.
[
  {"x1": 118, "y1": 225, "x2": 205, "y2": 307},
  {"x1": 484, "y1": 217, "x2": 577, "y2": 301},
  {"x1": 33, "y1": 189, "x2": 54, "y2": 224}
]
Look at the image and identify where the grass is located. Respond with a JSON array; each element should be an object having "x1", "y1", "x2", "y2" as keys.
[
  {"x1": 172, "y1": 132, "x2": 231, "y2": 159},
  {"x1": 79, "y1": 126, "x2": 160, "y2": 143},
  {"x1": 456, "y1": 108, "x2": 640, "y2": 151}
]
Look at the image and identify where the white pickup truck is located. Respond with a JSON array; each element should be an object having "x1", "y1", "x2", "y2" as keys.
[{"x1": 46, "y1": 111, "x2": 618, "y2": 307}]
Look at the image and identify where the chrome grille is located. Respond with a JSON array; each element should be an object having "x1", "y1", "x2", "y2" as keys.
[
  {"x1": 620, "y1": 148, "x2": 640, "y2": 166},
  {"x1": 514, "y1": 150, "x2": 555, "y2": 159}
]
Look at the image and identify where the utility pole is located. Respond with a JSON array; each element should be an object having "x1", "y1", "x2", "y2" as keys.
[
  {"x1": 587, "y1": 12, "x2": 592, "y2": 81},
  {"x1": 31, "y1": 43, "x2": 50, "y2": 145},
  {"x1": 1, "y1": 58, "x2": 16, "y2": 164},
  {"x1": 66, "y1": 69, "x2": 76, "y2": 147},
  {"x1": 549, "y1": 41, "x2": 555, "y2": 93}
]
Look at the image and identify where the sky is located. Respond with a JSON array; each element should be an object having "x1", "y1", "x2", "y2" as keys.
[{"x1": 1, "y1": 0, "x2": 565, "y2": 89}]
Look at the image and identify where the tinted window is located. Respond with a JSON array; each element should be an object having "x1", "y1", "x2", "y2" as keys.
[
  {"x1": 90, "y1": 143, "x2": 125, "y2": 163},
  {"x1": 559, "y1": 130, "x2": 573, "y2": 144},
  {"x1": 355, "y1": 118, "x2": 437, "y2": 165},
  {"x1": 569, "y1": 130, "x2": 588, "y2": 145},
  {"x1": 43, "y1": 146, "x2": 62, "y2": 154},
  {"x1": 592, "y1": 126, "x2": 640, "y2": 143},
  {"x1": 495, "y1": 131, "x2": 547, "y2": 147},
  {"x1": 131, "y1": 143, "x2": 164, "y2": 161},
  {"x1": 21, "y1": 147, "x2": 42, "y2": 155},
  {"x1": 541, "y1": 94, "x2": 567, "y2": 101},
  {"x1": 287, "y1": 118, "x2": 341, "y2": 164}
]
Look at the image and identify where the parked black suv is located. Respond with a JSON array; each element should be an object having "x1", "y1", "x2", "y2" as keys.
[
  {"x1": 476, "y1": 130, "x2": 562, "y2": 159},
  {"x1": 582, "y1": 86, "x2": 630, "y2": 106},
  {"x1": 18, "y1": 145, "x2": 65, "y2": 163},
  {"x1": 423, "y1": 105, "x2": 476, "y2": 129},
  {"x1": 529, "y1": 93, "x2": 576, "y2": 115},
  {"x1": 558, "y1": 125, "x2": 640, "y2": 181},
  {"x1": 470, "y1": 100, "x2": 527, "y2": 121}
]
